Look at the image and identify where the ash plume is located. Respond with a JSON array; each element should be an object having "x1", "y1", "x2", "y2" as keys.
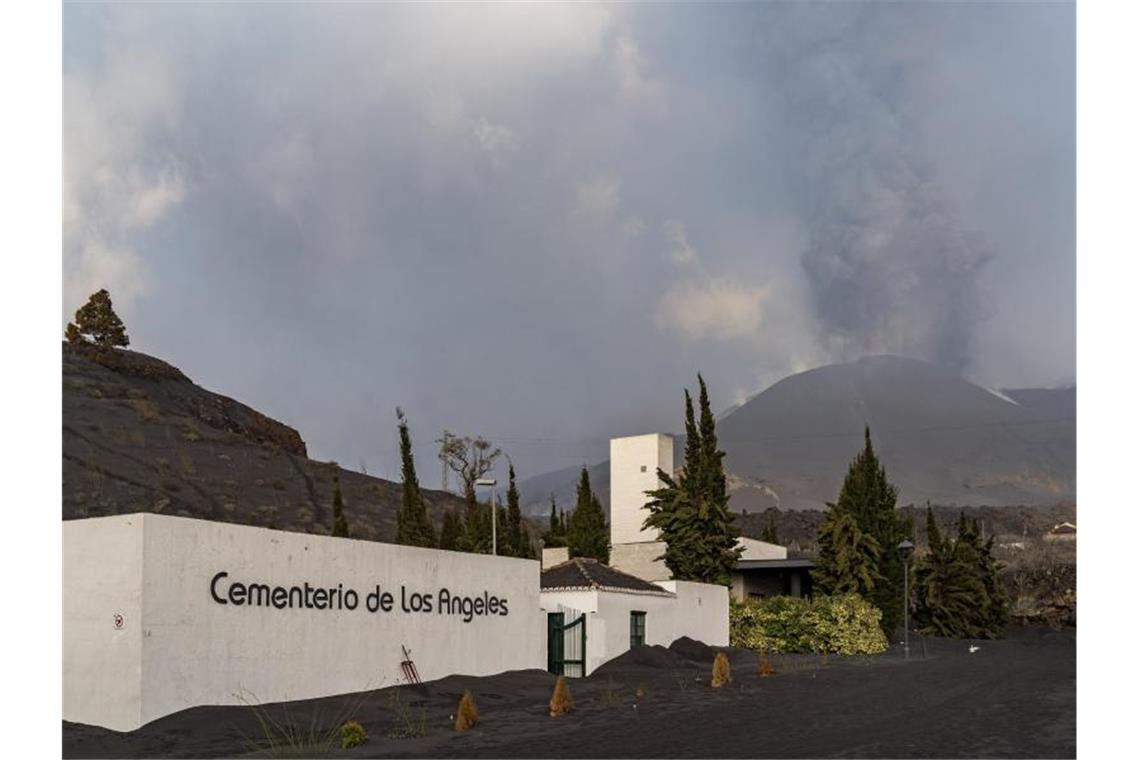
[{"x1": 764, "y1": 4, "x2": 993, "y2": 372}]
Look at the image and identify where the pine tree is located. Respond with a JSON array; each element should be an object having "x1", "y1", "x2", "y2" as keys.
[
  {"x1": 66, "y1": 289, "x2": 130, "y2": 348},
  {"x1": 395, "y1": 408, "x2": 436, "y2": 548},
  {"x1": 814, "y1": 427, "x2": 911, "y2": 635},
  {"x1": 438, "y1": 508, "x2": 462, "y2": 551},
  {"x1": 643, "y1": 375, "x2": 742, "y2": 585},
  {"x1": 567, "y1": 467, "x2": 609, "y2": 562},
  {"x1": 331, "y1": 475, "x2": 349, "y2": 538}
]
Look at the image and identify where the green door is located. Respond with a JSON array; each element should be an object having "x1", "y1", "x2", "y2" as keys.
[
  {"x1": 547, "y1": 613, "x2": 565, "y2": 675},
  {"x1": 547, "y1": 611, "x2": 587, "y2": 676}
]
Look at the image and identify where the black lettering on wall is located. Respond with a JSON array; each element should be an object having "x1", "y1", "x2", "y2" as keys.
[{"x1": 210, "y1": 571, "x2": 229, "y2": 604}]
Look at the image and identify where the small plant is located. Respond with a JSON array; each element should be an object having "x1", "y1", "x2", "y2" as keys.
[
  {"x1": 759, "y1": 649, "x2": 774, "y2": 677},
  {"x1": 711, "y1": 652, "x2": 732, "y2": 688},
  {"x1": 341, "y1": 720, "x2": 367, "y2": 749},
  {"x1": 549, "y1": 675, "x2": 574, "y2": 716},
  {"x1": 386, "y1": 689, "x2": 427, "y2": 738},
  {"x1": 234, "y1": 688, "x2": 367, "y2": 758},
  {"x1": 454, "y1": 690, "x2": 479, "y2": 731}
]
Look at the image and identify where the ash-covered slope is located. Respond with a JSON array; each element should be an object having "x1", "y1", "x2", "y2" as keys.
[
  {"x1": 718, "y1": 355, "x2": 1074, "y2": 510},
  {"x1": 521, "y1": 355, "x2": 1075, "y2": 513},
  {"x1": 62, "y1": 343, "x2": 466, "y2": 538}
]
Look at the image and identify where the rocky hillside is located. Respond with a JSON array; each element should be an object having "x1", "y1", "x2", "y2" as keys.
[{"x1": 62, "y1": 343, "x2": 467, "y2": 539}]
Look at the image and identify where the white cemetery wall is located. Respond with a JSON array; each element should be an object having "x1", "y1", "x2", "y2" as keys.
[{"x1": 64, "y1": 514, "x2": 546, "y2": 731}]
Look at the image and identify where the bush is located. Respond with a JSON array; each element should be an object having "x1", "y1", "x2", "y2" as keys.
[
  {"x1": 730, "y1": 594, "x2": 888, "y2": 655},
  {"x1": 454, "y1": 690, "x2": 479, "y2": 731},
  {"x1": 710, "y1": 652, "x2": 731, "y2": 688},
  {"x1": 340, "y1": 720, "x2": 367, "y2": 749},
  {"x1": 549, "y1": 676, "x2": 574, "y2": 716}
]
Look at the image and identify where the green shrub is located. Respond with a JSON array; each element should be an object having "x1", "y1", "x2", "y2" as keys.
[
  {"x1": 730, "y1": 594, "x2": 888, "y2": 655},
  {"x1": 341, "y1": 720, "x2": 367, "y2": 749}
]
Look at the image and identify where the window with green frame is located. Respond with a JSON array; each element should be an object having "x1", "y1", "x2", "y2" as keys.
[{"x1": 629, "y1": 610, "x2": 646, "y2": 647}]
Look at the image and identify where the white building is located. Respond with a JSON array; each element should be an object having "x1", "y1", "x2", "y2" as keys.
[
  {"x1": 606, "y1": 433, "x2": 802, "y2": 600},
  {"x1": 538, "y1": 557, "x2": 728, "y2": 676}
]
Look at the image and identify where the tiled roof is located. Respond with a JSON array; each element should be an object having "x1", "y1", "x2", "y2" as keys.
[{"x1": 540, "y1": 557, "x2": 673, "y2": 595}]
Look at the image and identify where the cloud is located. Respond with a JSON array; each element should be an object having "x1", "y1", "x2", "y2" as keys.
[
  {"x1": 620, "y1": 217, "x2": 646, "y2": 240},
  {"x1": 473, "y1": 118, "x2": 517, "y2": 155},
  {"x1": 613, "y1": 35, "x2": 662, "y2": 106},
  {"x1": 654, "y1": 278, "x2": 769, "y2": 342},
  {"x1": 573, "y1": 175, "x2": 622, "y2": 220},
  {"x1": 663, "y1": 220, "x2": 700, "y2": 268},
  {"x1": 63, "y1": 43, "x2": 189, "y2": 318}
]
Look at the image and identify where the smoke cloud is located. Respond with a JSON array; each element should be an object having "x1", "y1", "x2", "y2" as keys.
[{"x1": 763, "y1": 4, "x2": 993, "y2": 372}]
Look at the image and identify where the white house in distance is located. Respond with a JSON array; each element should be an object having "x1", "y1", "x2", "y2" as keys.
[{"x1": 606, "y1": 433, "x2": 814, "y2": 602}]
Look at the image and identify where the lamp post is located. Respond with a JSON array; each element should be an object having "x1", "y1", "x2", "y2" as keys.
[
  {"x1": 476, "y1": 478, "x2": 497, "y2": 555},
  {"x1": 897, "y1": 539, "x2": 915, "y2": 659}
]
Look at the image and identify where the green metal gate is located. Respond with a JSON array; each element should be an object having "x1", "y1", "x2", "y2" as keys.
[{"x1": 547, "y1": 611, "x2": 587, "y2": 677}]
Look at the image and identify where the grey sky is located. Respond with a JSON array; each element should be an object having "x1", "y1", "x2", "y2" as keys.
[{"x1": 63, "y1": 2, "x2": 1075, "y2": 486}]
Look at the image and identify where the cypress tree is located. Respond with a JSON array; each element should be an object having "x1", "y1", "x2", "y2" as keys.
[
  {"x1": 813, "y1": 505, "x2": 883, "y2": 594},
  {"x1": 330, "y1": 475, "x2": 349, "y2": 538},
  {"x1": 395, "y1": 408, "x2": 436, "y2": 548},
  {"x1": 458, "y1": 490, "x2": 492, "y2": 554},
  {"x1": 505, "y1": 463, "x2": 524, "y2": 557},
  {"x1": 643, "y1": 375, "x2": 741, "y2": 585},
  {"x1": 438, "y1": 508, "x2": 462, "y2": 551},
  {"x1": 815, "y1": 427, "x2": 911, "y2": 635},
  {"x1": 542, "y1": 496, "x2": 566, "y2": 548},
  {"x1": 568, "y1": 467, "x2": 609, "y2": 562},
  {"x1": 760, "y1": 518, "x2": 779, "y2": 545},
  {"x1": 913, "y1": 508, "x2": 1008, "y2": 639},
  {"x1": 66, "y1": 289, "x2": 130, "y2": 348},
  {"x1": 976, "y1": 520, "x2": 1010, "y2": 635}
]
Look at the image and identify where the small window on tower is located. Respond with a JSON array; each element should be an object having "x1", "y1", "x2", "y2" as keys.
[{"x1": 640, "y1": 465, "x2": 647, "y2": 472}]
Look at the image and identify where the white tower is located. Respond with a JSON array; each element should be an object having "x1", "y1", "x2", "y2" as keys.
[{"x1": 609, "y1": 433, "x2": 674, "y2": 546}]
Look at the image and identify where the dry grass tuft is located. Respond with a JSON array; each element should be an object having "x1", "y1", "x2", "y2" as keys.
[
  {"x1": 454, "y1": 690, "x2": 479, "y2": 731},
  {"x1": 759, "y1": 649, "x2": 774, "y2": 677},
  {"x1": 711, "y1": 651, "x2": 732, "y2": 688},
  {"x1": 549, "y1": 676, "x2": 574, "y2": 716}
]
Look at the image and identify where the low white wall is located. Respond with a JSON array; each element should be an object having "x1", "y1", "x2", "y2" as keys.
[
  {"x1": 539, "y1": 579, "x2": 728, "y2": 676},
  {"x1": 654, "y1": 580, "x2": 730, "y2": 648},
  {"x1": 63, "y1": 515, "x2": 146, "y2": 731},
  {"x1": 64, "y1": 514, "x2": 545, "y2": 731}
]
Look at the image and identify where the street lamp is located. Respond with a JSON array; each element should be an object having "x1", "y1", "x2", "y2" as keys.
[
  {"x1": 476, "y1": 478, "x2": 497, "y2": 555},
  {"x1": 897, "y1": 539, "x2": 915, "y2": 659}
]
